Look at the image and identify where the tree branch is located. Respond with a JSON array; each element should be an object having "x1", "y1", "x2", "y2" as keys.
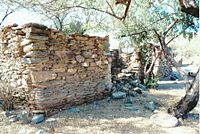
[
  {"x1": 145, "y1": 53, "x2": 160, "y2": 75},
  {"x1": 66, "y1": 1, "x2": 132, "y2": 21},
  {"x1": 120, "y1": 30, "x2": 148, "y2": 37},
  {"x1": 163, "y1": 19, "x2": 180, "y2": 37},
  {"x1": 121, "y1": 0, "x2": 132, "y2": 21},
  {"x1": 106, "y1": 0, "x2": 116, "y2": 15},
  {"x1": 120, "y1": 13, "x2": 178, "y2": 38},
  {"x1": 0, "y1": 8, "x2": 14, "y2": 26}
]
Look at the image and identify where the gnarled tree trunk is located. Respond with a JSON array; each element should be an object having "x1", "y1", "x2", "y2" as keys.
[
  {"x1": 168, "y1": 67, "x2": 199, "y2": 118},
  {"x1": 178, "y1": 0, "x2": 199, "y2": 18}
]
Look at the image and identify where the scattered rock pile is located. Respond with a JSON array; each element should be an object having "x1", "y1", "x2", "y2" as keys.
[
  {"x1": 110, "y1": 49, "x2": 146, "y2": 98},
  {"x1": 0, "y1": 23, "x2": 112, "y2": 115}
]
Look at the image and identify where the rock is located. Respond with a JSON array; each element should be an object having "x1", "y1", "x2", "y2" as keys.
[
  {"x1": 0, "y1": 100, "x2": 3, "y2": 107},
  {"x1": 31, "y1": 114, "x2": 45, "y2": 124},
  {"x1": 5, "y1": 110, "x2": 15, "y2": 117},
  {"x1": 125, "y1": 105, "x2": 139, "y2": 112},
  {"x1": 112, "y1": 91, "x2": 126, "y2": 99},
  {"x1": 46, "y1": 118, "x2": 57, "y2": 132},
  {"x1": 30, "y1": 71, "x2": 57, "y2": 83},
  {"x1": 18, "y1": 111, "x2": 31, "y2": 124},
  {"x1": 35, "y1": 129, "x2": 46, "y2": 134},
  {"x1": 26, "y1": 33, "x2": 48, "y2": 40},
  {"x1": 75, "y1": 55, "x2": 85, "y2": 63},
  {"x1": 144, "y1": 101, "x2": 157, "y2": 112},
  {"x1": 23, "y1": 23, "x2": 48, "y2": 29},
  {"x1": 22, "y1": 57, "x2": 49, "y2": 64},
  {"x1": 124, "y1": 96, "x2": 132, "y2": 104},
  {"x1": 9, "y1": 116, "x2": 18, "y2": 123},
  {"x1": 122, "y1": 87, "x2": 129, "y2": 92},
  {"x1": 24, "y1": 51, "x2": 49, "y2": 58},
  {"x1": 68, "y1": 107, "x2": 80, "y2": 113},
  {"x1": 23, "y1": 43, "x2": 47, "y2": 52},
  {"x1": 170, "y1": 72, "x2": 181, "y2": 80},
  {"x1": 125, "y1": 83, "x2": 132, "y2": 89},
  {"x1": 133, "y1": 87, "x2": 143, "y2": 94},
  {"x1": 32, "y1": 110, "x2": 45, "y2": 114},
  {"x1": 138, "y1": 84, "x2": 147, "y2": 90},
  {"x1": 8, "y1": 115, "x2": 17, "y2": 119},
  {"x1": 82, "y1": 50, "x2": 92, "y2": 58},
  {"x1": 91, "y1": 101, "x2": 101, "y2": 110},
  {"x1": 106, "y1": 97, "x2": 112, "y2": 103},
  {"x1": 24, "y1": 27, "x2": 49, "y2": 35},
  {"x1": 150, "y1": 113, "x2": 179, "y2": 127},
  {"x1": 46, "y1": 118, "x2": 56, "y2": 122},
  {"x1": 67, "y1": 68, "x2": 77, "y2": 75},
  {"x1": 129, "y1": 91, "x2": 138, "y2": 97},
  {"x1": 130, "y1": 80, "x2": 139, "y2": 86}
]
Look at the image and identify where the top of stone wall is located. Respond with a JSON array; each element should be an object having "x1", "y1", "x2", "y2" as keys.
[{"x1": 0, "y1": 23, "x2": 109, "y2": 43}]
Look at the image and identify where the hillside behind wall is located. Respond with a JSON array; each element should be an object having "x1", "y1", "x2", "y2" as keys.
[{"x1": 0, "y1": 23, "x2": 112, "y2": 114}]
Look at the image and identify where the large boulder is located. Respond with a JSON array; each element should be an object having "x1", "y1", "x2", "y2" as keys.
[{"x1": 150, "y1": 113, "x2": 179, "y2": 127}]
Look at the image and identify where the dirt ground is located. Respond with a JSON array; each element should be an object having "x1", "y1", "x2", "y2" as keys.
[{"x1": 0, "y1": 78, "x2": 199, "y2": 134}]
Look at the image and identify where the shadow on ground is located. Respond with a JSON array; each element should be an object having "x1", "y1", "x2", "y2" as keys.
[{"x1": 0, "y1": 79, "x2": 199, "y2": 134}]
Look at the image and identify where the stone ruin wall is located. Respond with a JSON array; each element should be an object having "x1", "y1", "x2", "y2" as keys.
[
  {"x1": 111, "y1": 48, "x2": 172, "y2": 81},
  {"x1": 0, "y1": 23, "x2": 112, "y2": 114}
]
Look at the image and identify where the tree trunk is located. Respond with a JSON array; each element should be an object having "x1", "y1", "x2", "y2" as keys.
[
  {"x1": 178, "y1": 0, "x2": 199, "y2": 18},
  {"x1": 168, "y1": 67, "x2": 199, "y2": 119},
  {"x1": 137, "y1": 51, "x2": 145, "y2": 84}
]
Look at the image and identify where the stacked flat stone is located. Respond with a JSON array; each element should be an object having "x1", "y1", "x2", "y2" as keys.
[{"x1": 0, "y1": 23, "x2": 112, "y2": 114}]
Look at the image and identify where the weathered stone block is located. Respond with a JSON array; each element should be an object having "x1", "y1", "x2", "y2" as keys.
[
  {"x1": 24, "y1": 51, "x2": 49, "y2": 58},
  {"x1": 30, "y1": 71, "x2": 57, "y2": 83},
  {"x1": 67, "y1": 68, "x2": 77, "y2": 75},
  {"x1": 22, "y1": 23, "x2": 48, "y2": 29},
  {"x1": 23, "y1": 43, "x2": 47, "y2": 53},
  {"x1": 75, "y1": 55, "x2": 85, "y2": 63},
  {"x1": 26, "y1": 33, "x2": 48, "y2": 41},
  {"x1": 82, "y1": 50, "x2": 92, "y2": 58},
  {"x1": 22, "y1": 57, "x2": 49, "y2": 64},
  {"x1": 52, "y1": 63, "x2": 66, "y2": 72},
  {"x1": 23, "y1": 27, "x2": 49, "y2": 35}
]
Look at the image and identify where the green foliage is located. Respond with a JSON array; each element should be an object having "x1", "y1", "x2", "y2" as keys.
[
  {"x1": 115, "y1": 0, "x2": 199, "y2": 48},
  {"x1": 145, "y1": 76, "x2": 159, "y2": 88},
  {"x1": 63, "y1": 21, "x2": 86, "y2": 34}
]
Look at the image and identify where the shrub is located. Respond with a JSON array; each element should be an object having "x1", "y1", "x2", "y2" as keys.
[
  {"x1": 145, "y1": 76, "x2": 159, "y2": 88},
  {"x1": 0, "y1": 81, "x2": 14, "y2": 111}
]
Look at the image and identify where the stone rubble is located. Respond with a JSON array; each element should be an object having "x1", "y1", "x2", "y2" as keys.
[{"x1": 31, "y1": 114, "x2": 45, "y2": 124}]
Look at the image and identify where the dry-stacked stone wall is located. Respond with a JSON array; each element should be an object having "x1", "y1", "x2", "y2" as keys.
[{"x1": 0, "y1": 23, "x2": 112, "y2": 114}]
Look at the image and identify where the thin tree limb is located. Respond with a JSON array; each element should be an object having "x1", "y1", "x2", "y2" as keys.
[
  {"x1": 120, "y1": 13, "x2": 178, "y2": 38},
  {"x1": 106, "y1": 0, "x2": 116, "y2": 15},
  {"x1": 145, "y1": 53, "x2": 160, "y2": 76},
  {"x1": 0, "y1": 8, "x2": 14, "y2": 26},
  {"x1": 163, "y1": 19, "x2": 180, "y2": 37}
]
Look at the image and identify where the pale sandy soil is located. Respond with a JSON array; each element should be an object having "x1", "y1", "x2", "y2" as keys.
[{"x1": 0, "y1": 79, "x2": 199, "y2": 134}]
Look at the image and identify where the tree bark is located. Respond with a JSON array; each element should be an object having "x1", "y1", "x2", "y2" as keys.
[
  {"x1": 137, "y1": 51, "x2": 145, "y2": 84},
  {"x1": 168, "y1": 67, "x2": 199, "y2": 119},
  {"x1": 178, "y1": 0, "x2": 199, "y2": 18}
]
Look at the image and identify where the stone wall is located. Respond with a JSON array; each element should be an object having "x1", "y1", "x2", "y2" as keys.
[
  {"x1": 0, "y1": 23, "x2": 112, "y2": 114},
  {"x1": 110, "y1": 47, "x2": 172, "y2": 82}
]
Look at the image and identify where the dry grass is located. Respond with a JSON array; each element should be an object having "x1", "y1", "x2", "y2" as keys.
[{"x1": 0, "y1": 81, "x2": 14, "y2": 111}]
